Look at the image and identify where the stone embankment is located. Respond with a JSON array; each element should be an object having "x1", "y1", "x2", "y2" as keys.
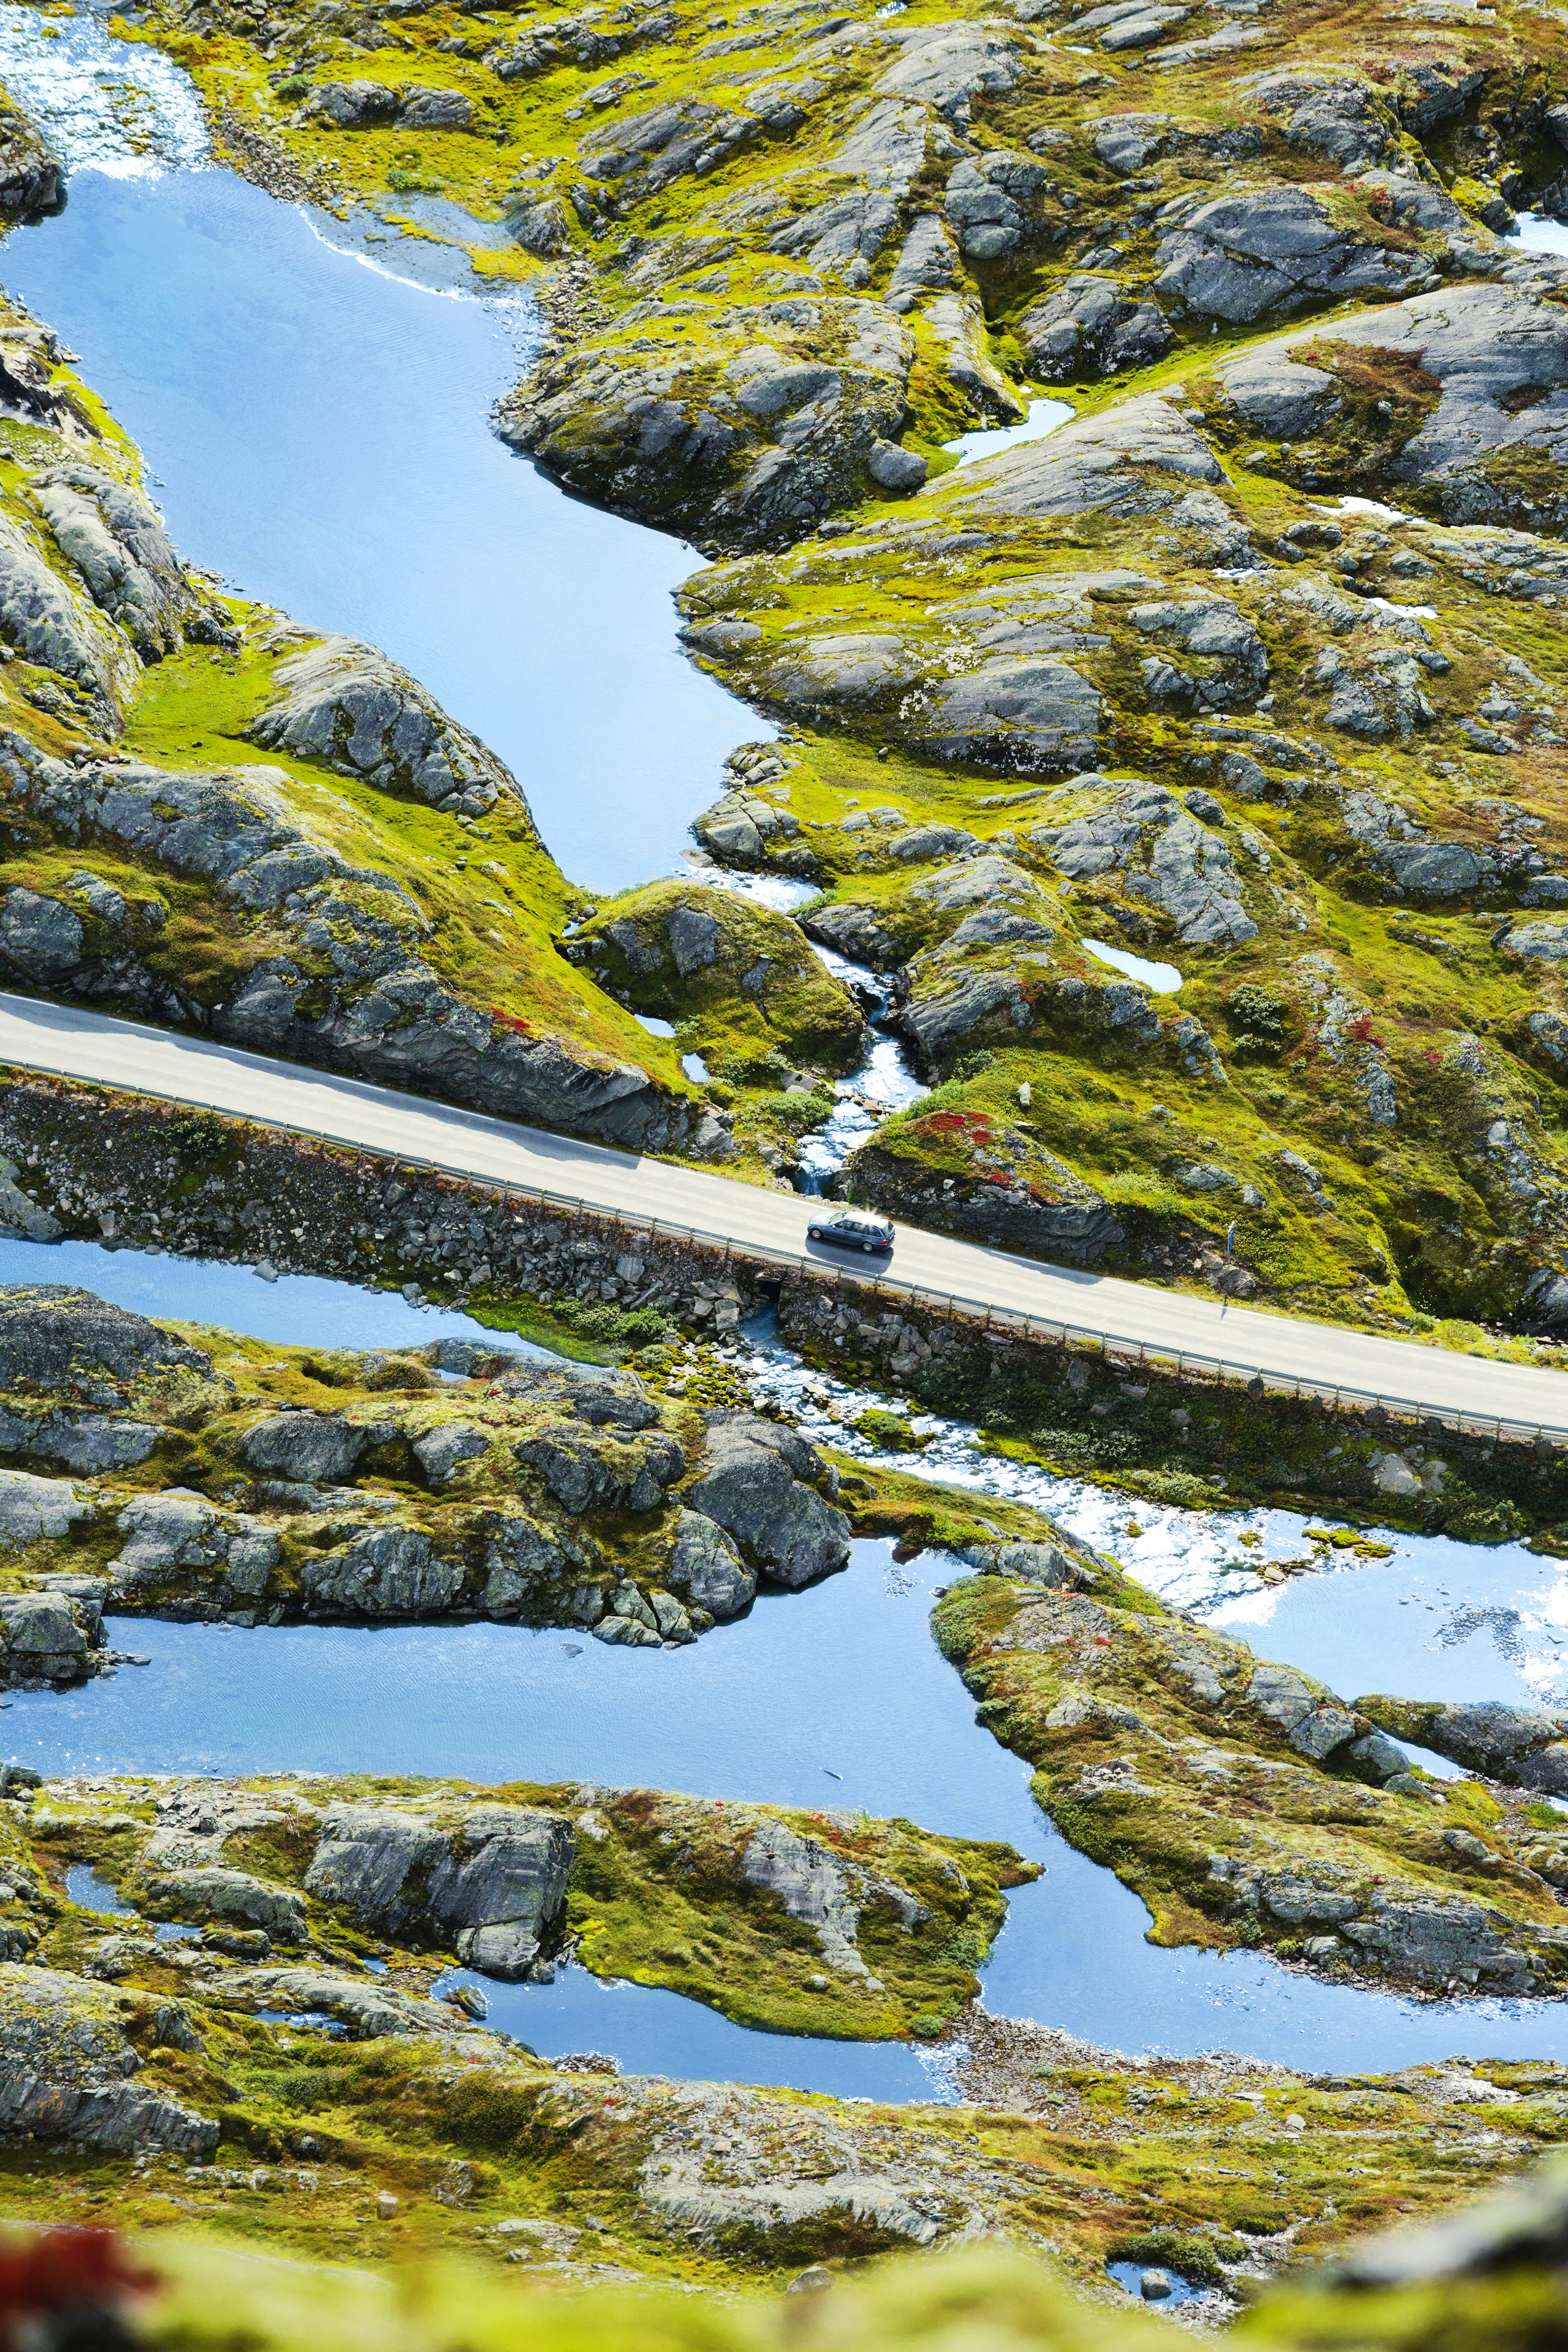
[{"x1": 0, "y1": 1071, "x2": 1562, "y2": 1532}]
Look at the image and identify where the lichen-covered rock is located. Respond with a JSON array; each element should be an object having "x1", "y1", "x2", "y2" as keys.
[
  {"x1": 304, "y1": 1798, "x2": 575, "y2": 1978},
  {"x1": 32, "y1": 464, "x2": 230, "y2": 660},
  {"x1": 0, "y1": 1962, "x2": 218, "y2": 2154},
  {"x1": 248, "y1": 635, "x2": 531, "y2": 824},
  {"x1": 0, "y1": 1466, "x2": 94, "y2": 1549},
  {"x1": 574, "y1": 879, "x2": 865, "y2": 1073},
  {"x1": 0, "y1": 1283, "x2": 208, "y2": 1393},
  {"x1": 516, "y1": 1425, "x2": 685, "y2": 1515},
  {"x1": 498, "y1": 295, "x2": 914, "y2": 552},
  {"x1": 667, "y1": 1508, "x2": 755, "y2": 1620},
  {"x1": 685, "y1": 1414, "x2": 851, "y2": 1589},
  {"x1": 1356, "y1": 1695, "x2": 1568, "y2": 1795},
  {"x1": 1017, "y1": 274, "x2": 1173, "y2": 383}
]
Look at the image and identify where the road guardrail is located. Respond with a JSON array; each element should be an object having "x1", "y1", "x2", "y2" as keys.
[{"x1": 6, "y1": 1047, "x2": 1567, "y2": 1451}]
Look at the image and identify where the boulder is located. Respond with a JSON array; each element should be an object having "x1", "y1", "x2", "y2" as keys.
[
  {"x1": 302, "y1": 1524, "x2": 464, "y2": 1616},
  {"x1": 412, "y1": 1421, "x2": 490, "y2": 1488},
  {"x1": 0, "y1": 1466, "x2": 94, "y2": 1547},
  {"x1": 241, "y1": 1411, "x2": 371, "y2": 1486},
  {"x1": 0, "y1": 1283, "x2": 210, "y2": 1390},
  {"x1": 1247, "y1": 1661, "x2": 1357, "y2": 1762},
  {"x1": 1355, "y1": 1695, "x2": 1568, "y2": 1795},
  {"x1": 515, "y1": 1427, "x2": 685, "y2": 1514},
  {"x1": 0, "y1": 1590, "x2": 100, "y2": 1682},
  {"x1": 685, "y1": 1415, "x2": 851, "y2": 1589},
  {"x1": 1017, "y1": 274, "x2": 1172, "y2": 383},
  {"x1": 0, "y1": 1963, "x2": 218, "y2": 2154},
  {"x1": 249, "y1": 635, "x2": 528, "y2": 822},
  {"x1": 304, "y1": 1799, "x2": 575, "y2": 1979},
  {"x1": 0, "y1": 1407, "x2": 157, "y2": 1472},
  {"x1": 960, "y1": 1541, "x2": 1089, "y2": 1588},
  {"x1": 141, "y1": 1866, "x2": 307, "y2": 1944},
  {"x1": 667, "y1": 1508, "x2": 756, "y2": 1620}
]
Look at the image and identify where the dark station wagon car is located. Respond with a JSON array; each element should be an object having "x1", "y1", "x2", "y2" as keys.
[{"x1": 806, "y1": 1210, "x2": 895, "y2": 1255}]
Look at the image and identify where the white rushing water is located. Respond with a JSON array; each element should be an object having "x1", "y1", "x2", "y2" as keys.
[{"x1": 0, "y1": 0, "x2": 207, "y2": 171}]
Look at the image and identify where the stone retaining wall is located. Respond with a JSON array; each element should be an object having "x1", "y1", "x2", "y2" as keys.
[{"x1": 1, "y1": 1073, "x2": 1562, "y2": 1528}]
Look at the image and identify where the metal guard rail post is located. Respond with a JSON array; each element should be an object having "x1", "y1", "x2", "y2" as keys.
[{"x1": 4, "y1": 1046, "x2": 1567, "y2": 1449}]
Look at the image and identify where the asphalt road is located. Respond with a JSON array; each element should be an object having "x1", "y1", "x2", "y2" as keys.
[{"x1": 3, "y1": 989, "x2": 1567, "y2": 1432}]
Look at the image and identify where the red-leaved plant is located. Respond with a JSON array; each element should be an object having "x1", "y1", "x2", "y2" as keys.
[{"x1": 0, "y1": 2230, "x2": 158, "y2": 2352}]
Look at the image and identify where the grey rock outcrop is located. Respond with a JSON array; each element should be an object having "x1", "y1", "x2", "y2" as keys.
[
  {"x1": 499, "y1": 294, "x2": 914, "y2": 552},
  {"x1": 516, "y1": 1425, "x2": 684, "y2": 1514},
  {"x1": 108, "y1": 1492, "x2": 280, "y2": 1603},
  {"x1": 304, "y1": 1798, "x2": 575, "y2": 1979},
  {"x1": 139, "y1": 1865, "x2": 307, "y2": 1944},
  {"x1": 1356, "y1": 1695, "x2": 1568, "y2": 1794},
  {"x1": 0, "y1": 1281, "x2": 209, "y2": 1392},
  {"x1": 249, "y1": 635, "x2": 531, "y2": 824},
  {"x1": 667, "y1": 1507, "x2": 756, "y2": 1620},
  {"x1": 32, "y1": 464, "x2": 229, "y2": 661},
  {"x1": 301, "y1": 1524, "x2": 464, "y2": 1617},
  {"x1": 0, "y1": 1962, "x2": 218, "y2": 2154},
  {"x1": 0, "y1": 1406, "x2": 157, "y2": 1472},
  {"x1": 0, "y1": 737, "x2": 711, "y2": 1158},
  {"x1": 1017, "y1": 274, "x2": 1172, "y2": 383},
  {"x1": 742, "y1": 1816, "x2": 927, "y2": 1980},
  {"x1": 685, "y1": 1414, "x2": 851, "y2": 1589},
  {"x1": 494, "y1": 1358, "x2": 661, "y2": 1432},
  {"x1": 221, "y1": 1964, "x2": 496, "y2": 2040},
  {"x1": 1152, "y1": 183, "x2": 1439, "y2": 326}
]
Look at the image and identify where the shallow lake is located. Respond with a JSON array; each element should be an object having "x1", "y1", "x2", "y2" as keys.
[{"x1": 0, "y1": 14, "x2": 759, "y2": 892}]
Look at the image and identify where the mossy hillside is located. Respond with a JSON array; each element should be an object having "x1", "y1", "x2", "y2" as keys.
[
  {"x1": 12, "y1": 1843, "x2": 1568, "y2": 2307},
  {"x1": 113, "y1": 0, "x2": 1568, "y2": 468},
  {"x1": 16, "y1": 1771, "x2": 1034, "y2": 2040},
  {"x1": 933, "y1": 1568, "x2": 1568, "y2": 1988},
  {"x1": 12, "y1": 613, "x2": 695, "y2": 1090},
  {"x1": 677, "y1": 452, "x2": 1568, "y2": 1325},
  {"x1": 571, "y1": 879, "x2": 866, "y2": 1079},
  {"x1": 11, "y1": 2052, "x2": 1568, "y2": 2313}
]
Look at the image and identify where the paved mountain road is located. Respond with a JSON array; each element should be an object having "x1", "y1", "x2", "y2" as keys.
[{"x1": 3, "y1": 989, "x2": 1567, "y2": 1432}]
